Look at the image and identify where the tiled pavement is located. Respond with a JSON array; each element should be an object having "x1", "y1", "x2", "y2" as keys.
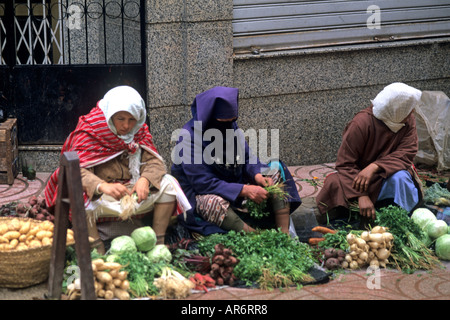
[{"x1": 0, "y1": 164, "x2": 449, "y2": 300}]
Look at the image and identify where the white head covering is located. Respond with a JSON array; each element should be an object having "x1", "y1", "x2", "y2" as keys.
[
  {"x1": 98, "y1": 86, "x2": 146, "y2": 143},
  {"x1": 371, "y1": 82, "x2": 422, "y2": 133}
]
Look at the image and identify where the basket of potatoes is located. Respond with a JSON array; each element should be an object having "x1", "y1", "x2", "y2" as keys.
[{"x1": 0, "y1": 216, "x2": 75, "y2": 288}]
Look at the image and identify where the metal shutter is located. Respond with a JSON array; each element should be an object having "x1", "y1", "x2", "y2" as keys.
[{"x1": 233, "y1": 0, "x2": 450, "y2": 54}]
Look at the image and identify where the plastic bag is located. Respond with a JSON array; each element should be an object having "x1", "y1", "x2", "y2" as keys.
[{"x1": 414, "y1": 91, "x2": 450, "y2": 171}]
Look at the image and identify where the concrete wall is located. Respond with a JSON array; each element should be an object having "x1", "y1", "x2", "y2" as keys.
[
  {"x1": 146, "y1": 0, "x2": 450, "y2": 168},
  {"x1": 25, "y1": 0, "x2": 450, "y2": 171}
]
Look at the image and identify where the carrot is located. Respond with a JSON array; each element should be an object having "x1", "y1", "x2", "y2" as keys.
[
  {"x1": 308, "y1": 237, "x2": 325, "y2": 245},
  {"x1": 311, "y1": 226, "x2": 337, "y2": 234}
]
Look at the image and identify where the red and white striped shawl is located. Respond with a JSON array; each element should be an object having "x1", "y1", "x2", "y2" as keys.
[{"x1": 44, "y1": 104, "x2": 161, "y2": 209}]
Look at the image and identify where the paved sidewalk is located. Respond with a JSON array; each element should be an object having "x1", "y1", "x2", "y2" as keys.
[{"x1": 0, "y1": 164, "x2": 449, "y2": 301}]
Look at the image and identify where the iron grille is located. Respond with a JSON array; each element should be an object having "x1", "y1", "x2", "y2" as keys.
[{"x1": 0, "y1": 0, "x2": 144, "y2": 65}]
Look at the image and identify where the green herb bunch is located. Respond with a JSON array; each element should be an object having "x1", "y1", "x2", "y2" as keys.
[
  {"x1": 197, "y1": 229, "x2": 317, "y2": 290},
  {"x1": 245, "y1": 182, "x2": 289, "y2": 219},
  {"x1": 375, "y1": 205, "x2": 440, "y2": 272}
]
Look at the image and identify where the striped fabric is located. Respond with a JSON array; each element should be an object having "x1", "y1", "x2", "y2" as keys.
[{"x1": 44, "y1": 103, "x2": 162, "y2": 211}]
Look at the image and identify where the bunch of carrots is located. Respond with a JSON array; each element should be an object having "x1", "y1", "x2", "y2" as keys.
[{"x1": 308, "y1": 226, "x2": 337, "y2": 245}]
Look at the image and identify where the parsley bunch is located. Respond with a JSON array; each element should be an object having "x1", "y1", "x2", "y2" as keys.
[
  {"x1": 197, "y1": 229, "x2": 317, "y2": 289},
  {"x1": 245, "y1": 183, "x2": 289, "y2": 219}
]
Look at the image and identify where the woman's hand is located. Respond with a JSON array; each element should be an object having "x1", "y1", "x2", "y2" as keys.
[
  {"x1": 352, "y1": 163, "x2": 380, "y2": 193},
  {"x1": 131, "y1": 177, "x2": 150, "y2": 203},
  {"x1": 240, "y1": 184, "x2": 269, "y2": 204},
  {"x1": 98, "y1": 182, "x2": 130, "y2": 200},
  {"x1": 358, "y1": 195, "x2": 376, "y2": 220},
  {"x1": 254, "y1": 173, "x2": 273, "y2": 188}
]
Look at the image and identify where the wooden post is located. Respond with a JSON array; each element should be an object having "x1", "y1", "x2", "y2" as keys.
[{"x1": 47, "y1": 152, "x2": 96, "y2": 300}]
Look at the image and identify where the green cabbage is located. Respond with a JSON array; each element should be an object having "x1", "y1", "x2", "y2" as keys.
[
  {"x1": 147, "y1": 244, "x2": 172, "y2": 264},
  {"x1": 411, "y1": 208, "x2": 436, "y2": 230},
  {"x1": 426, "y1": 220, "x2": 448, "y2": 239},
  {"x1": 131, "y1": 226, "x2": 157, "y2": 252},
  {"x1": 110, "y1": 235, "x2": 137, "y2": 255},
  {"x1": 435, "y1": 234, "x2": 450, "y2": 260}
]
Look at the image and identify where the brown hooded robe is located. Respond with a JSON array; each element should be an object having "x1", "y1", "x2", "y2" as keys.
[{"x1": 316, "y1": 106, "x2": 420, "y2": 215}]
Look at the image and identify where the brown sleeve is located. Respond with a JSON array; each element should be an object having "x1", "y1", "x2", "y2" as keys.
[
  {"x1": 140, "y1": 150, "x2": 167, "y2": 190},
  {"x1": 80, "y1": 167, "x2": 106, "y2": 200}
]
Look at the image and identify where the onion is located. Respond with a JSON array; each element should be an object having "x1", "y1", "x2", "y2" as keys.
[
  {"x1": 376, "y1": 248, "x2": 390, "y2": 260},
  {"x1": 369, "y1": 259, "x2": 380, "y2": 267},
  {"x1": 360, "y1": 231, "x2": 370, "y2": 242},
  {"x1": 355, "y1": 238, "x2": 367, "y2": 249},
  {"x1": 359, "y1": 251, "x2": 368, "y2": 262},
  {"x1": 345, "y1": 254, "x2": 353, "y2": 263},
  {"x1": 349, "y1": 261, "x2": 359, "y2": 269},
  {"x1": 346, "y1": 233, "x2": 357, "y2": 245},
  {"x1": 369, "y1": 233, "x2": 384, "y2": 243},
  {"x1": 369, "y1": 241, "x2": 380, "y2": 249},
  {"x1": 341, "y1": 261, "x2": 349, "y2": 268},
  {"x1": 371, "y1": 226, "x2": 387, "y2": 234},
  {"x1": 382, "y1": 232, "x2": 393, "y2": 242}
]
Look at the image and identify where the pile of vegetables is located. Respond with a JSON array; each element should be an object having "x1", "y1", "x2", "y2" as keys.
[
  {"x1": 0, "y1": 196, "x2": 54, "y2": 221},
  {"x1": 375, "y1": 206, "x2": 440, "y2": 271},
  {"x1": 245, "y1": 182, "x2": 289, "y2": 219},
  {"x1": 197, "y1": 229, "x2": 317, "y2": 290},
  {"x1": 411, "y1": 207, "x2": 450, "y2": 260},
  {"x1": 66, "y1": 258, "x2": 131, "y2": 300},
  {"x1": 0, "y1": 218, "x2": 74, "y2": 251},
  {"x1": 344, "y1": 226, "x2": 393, "y2": 269},
  {"x1": 423, "y1": 182, "x2": 450, "y2": 206},
  {"x1": 153, "y1": 266, "x2": 195, "y2": 299},
  {"x1": 208, "y1": 244, "x2": 239, "y2": 286}
]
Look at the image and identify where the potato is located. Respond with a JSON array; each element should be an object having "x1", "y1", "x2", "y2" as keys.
[
  {"x1": 40, "y1": 220, "x2": 54, "y2": 231},
  {"x1": 16, "y1": 243, "x2": 28, "y2": 251},
  {"x1": 19, "y1": 234, "x2": 27, "y2": 242},
  {"x1": 9, "y1": 239, "x2": 18, "y2": 248},
  {"x1": 96, "y1": 271, "x2": 113, "y2": 284},
  {"x1": 28, "y1": 240, "x2": 42, "y2": 248},
  {"x1": 28, "y1": 226, "x2": 40, "y2": 236},
  {"x1": 36, "y1": 230, "x2": 53, "y2": 240},
  {"x1": 3, "y1": 231, "x2": 20, "y2": 240},
  {"x1": 0, "y1": 236, "x2": 8, "y2": 244},
  {"x1": 104, "y1": 290, "x2": 114, "y2": 300},
  {"x1": 42, "y1": 237, "x2": 52, "y2": 246},
  {"x1": 114, "y1": 288, "x2": 130, "y2": 300},
  {"x1": 19, "y1": 220, "x2": 31, "y2": 234},
  {"x1": 8, "y1": 219, "x2": 21, "y2": 231},
  {"x1": 0, "y1": 224, "x2": 9, "y2": 235},
  {"x1": 0, "y1": 243, "x2": 12, "y2": 251}
]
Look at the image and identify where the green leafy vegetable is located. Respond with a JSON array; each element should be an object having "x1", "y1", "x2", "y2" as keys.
[
  {"x1": 131, "y1": 226, "x2": 157, "y2": 252},
  {"x1": 147, "y1": 244, "x2": 172, "y2": 264},
  {"x1": 245, "y1": 183, "x2": 289, "y2": 219},
  {"x1": 197, "y1": 229, "x2": 317, "y2": 289},
  {"x1": 114, "y1": 251, "x2": 165, "y2": 297},
  {"x1": 375, "y1": 205, "x2": 440, "y2": 272},
  {"x1": 110, "y1": 235, "x2": 137, "y2": 255}
]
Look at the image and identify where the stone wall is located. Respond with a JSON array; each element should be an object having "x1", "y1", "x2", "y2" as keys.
[{"x1": 24, "y1": 0, "x2": 450, "y2": 171}]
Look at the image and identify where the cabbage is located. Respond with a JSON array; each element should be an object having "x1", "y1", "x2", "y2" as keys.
[
  {"x1": 435, "y1": 234, "x2": 450, "y2": 260},
  {"x1": 131, "y1": 226, "x2": 157, "y2": 252},
  {"x1": 426, "y1": 220, "x2": 448, "y2": 239},
  {"x1": 147, "y1": 244, "x2": 172, "y2": 263},
  {"x1": 411, "y1": 208, "x2": 436, "y2": 230},
  {"x1": 110, "y1": 235, "x2": 137, "y2": 255}
]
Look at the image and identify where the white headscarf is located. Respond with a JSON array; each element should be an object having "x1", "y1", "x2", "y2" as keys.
[
  {"x1": 371, "y1": 82, "x2": 422, "y2": 133},
  {"x1": 98, "y1": 86, "x2": 146, "y2": 144}
]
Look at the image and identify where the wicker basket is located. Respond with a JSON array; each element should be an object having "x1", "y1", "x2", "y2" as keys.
[{"x1": 0, "y1": 216, "x2": 73, "y2": 289}]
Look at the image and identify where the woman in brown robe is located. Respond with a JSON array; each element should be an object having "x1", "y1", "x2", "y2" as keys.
[{"x1": 316, "y1": 83, "x2": 423, "y2": 223}]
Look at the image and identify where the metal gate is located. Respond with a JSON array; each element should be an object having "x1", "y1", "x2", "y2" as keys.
[{"x1": 0, "y1": 0, "x2": 146, "y2": 145}]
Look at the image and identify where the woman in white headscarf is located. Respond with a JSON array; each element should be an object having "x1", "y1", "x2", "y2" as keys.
[
  {"x1": 316, "y1": 83, "x2": 423, "y2": 223},
  {"x1": 45, "y1": 86, "x2": 190, "y2": 252}
]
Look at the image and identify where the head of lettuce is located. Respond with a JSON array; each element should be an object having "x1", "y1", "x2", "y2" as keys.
[{"x1": 131, "y1": 226, "x2": 157, "y2": 252}]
